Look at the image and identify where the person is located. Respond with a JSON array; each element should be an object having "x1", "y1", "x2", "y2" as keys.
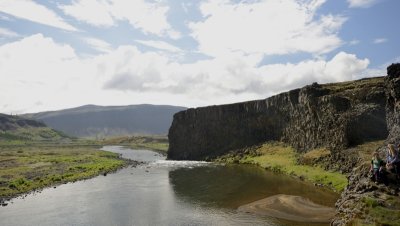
[
  {"x1": 386, "y1": 144, "x2": 400, "y2": 180},
  {"x1": 370, "y1": 151, "x2": 384, "y2": 183}
]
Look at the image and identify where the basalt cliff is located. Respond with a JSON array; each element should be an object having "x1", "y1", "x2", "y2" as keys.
[
  {"x1": 168, "y1": 75, "x2": 388, "y2": 161},
  {"x1": 386, "y1": 64, "x2": 400, "y2": 143}
]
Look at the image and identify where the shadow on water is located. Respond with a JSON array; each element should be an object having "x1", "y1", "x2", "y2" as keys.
[{"x1": 168, "y1": 164, "x2": 339, "y2": 209}]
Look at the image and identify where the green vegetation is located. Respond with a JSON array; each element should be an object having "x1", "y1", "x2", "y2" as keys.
[
  {"x1": 101, "y1": 135, "x2": 169, "y2": 152},
  {"x1": 0, "y1": 144, "x2": 126, "y2": 200},
  {"x1": 0, "y1": 113, "x2": 71, "y2": 143},
  {"x1": 215, "y1": 142, "x2": 348, "y2": 192},
  {"x1": 0, "y1": 127, "x2": 69, "y2": 142},
  {"x1": 0, "y1": 113, "x2": 157, "y2": 201},
  {"x1": 349, "y1": 197, "x2": 400, "y2": 226},
  {"x1": 0, "y1": 124, "x2": 166, "y2": 200},
  {"x1": 300, "y1": 148, "x2": 330, "y2": 164}
]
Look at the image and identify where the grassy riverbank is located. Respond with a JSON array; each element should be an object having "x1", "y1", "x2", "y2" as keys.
[
  {"x1": 0, "y1": 143, "x2": 127, "y2": 201},
  {"x1": 215, "y1": 142, "x2": 348, "y2": 192}
]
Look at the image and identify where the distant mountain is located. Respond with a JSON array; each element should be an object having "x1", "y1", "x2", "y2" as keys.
[
  {"x1": 0, "y1": 113, "x2": 68, "y2": 141},
  {"x1": 23, "y1": 104, "x2": 187, "y2": 138}
]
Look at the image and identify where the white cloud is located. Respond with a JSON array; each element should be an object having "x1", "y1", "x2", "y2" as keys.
[
  {"x1": 0, "y1": 27, "x2": 19, "y2": 38},
  {"x1": 97, "y1": 48, "x2": 369, "y2": 101},
  {"x1": 60, "y1": 0, "x2": 114, "y2": 27},
  {"x1": 0, "y1": 34, "x2": 100, "y2": 113},
  {"x1": 0, "y1": 34, "x2": 370, "y2": 114},
  {"x1": 0, "y1": 0, "x2": 77, "y2": 31},
  {"x1": 0, "y1": 34, "x2": 77, "y2": 82},
  {"x1": 135, "y1": 40, "x2": 182, "y2": 53},
  {"x1": 189, "y1": 0, "x2": 345, "y2": 58},
  {"x1": 60, "y1": 0, "x2": 180, "y2": 38},
  {"x1": 347, "y1": 0, "x2": 379, "y2": 8},
  {"x1": 323, "y1": 52, "x2": 370, "y2": 81},
  {"x1": 252, "y1": 52, "x2": 369, "y2": 93},
  {"x1": 84, "y1": 37, "x2": 112, "y2": 53},
  {"x1": 374, "y1": 38, "x2": 387, "y2": 44}
]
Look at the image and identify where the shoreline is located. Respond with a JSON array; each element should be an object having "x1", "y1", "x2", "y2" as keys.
[
  {"x1": 0, "y1": 159, "x2": 139, "y2": 206},
  {"x1": 0, "y1": 157, "x2": 139, "y2": 206},
  {"x1": 213, "y1": 142, "x2": 347, "y2": 193},
  {"x1": 0, "y1": 160, "x2": 136, "y2": 206},
  {"x1": 0, "y1": 145, "x2": 140, "y2": 207}
]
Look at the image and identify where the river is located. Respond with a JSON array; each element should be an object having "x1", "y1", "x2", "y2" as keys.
[{"x1": 0, "y1": 146, "x2": 338, "y2": 226}]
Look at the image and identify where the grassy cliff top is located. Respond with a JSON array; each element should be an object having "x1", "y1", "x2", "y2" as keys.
[{"x1": 321, "y1": 76, "x2": 384, "y2": 94}]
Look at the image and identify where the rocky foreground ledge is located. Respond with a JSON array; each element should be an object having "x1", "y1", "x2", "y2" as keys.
[{"x1": 332, "y1": 163, "x2": 400, "y2": 225}]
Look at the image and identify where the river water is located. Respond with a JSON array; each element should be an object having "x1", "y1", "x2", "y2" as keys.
[{"x1": 0, "y1": 146, "x2": 338, "y2": 226}]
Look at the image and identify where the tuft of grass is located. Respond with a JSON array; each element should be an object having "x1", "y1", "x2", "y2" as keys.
[
  {"x1": 355, "y1": 197, "x2": 400, "y2": 226},
  {"x1": 368, "y1": 206, "x2": 400, "y2": 226},
  {"x1": 216, "y1": 142, "x2": 348, "y2": 192},
  {"x1": 348, "y1": 219, "x2": 375, "y2": 226},
  {"x1": 363, "y1": 197, "x2": 380, "y2": 208},
  {"x1": 301, "y1": 148, "x2": 330, "y2": 164}
]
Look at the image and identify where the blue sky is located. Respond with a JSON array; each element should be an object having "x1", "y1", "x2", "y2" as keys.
[{"x1": 0, "y1": 0, "x2": 399, "y2": 113}]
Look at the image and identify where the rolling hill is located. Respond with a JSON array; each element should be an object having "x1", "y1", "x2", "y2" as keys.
[
  {"x1": 0, "y1": 113, "x2": 68, "y2": 141},
  {"x1": 23, "y1": 104, "x2": 186, "y2": 138}
]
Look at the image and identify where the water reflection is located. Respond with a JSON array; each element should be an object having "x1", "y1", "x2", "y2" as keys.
[{"x1": 168, "y1": 164, "x2": 338, "y2": 208}]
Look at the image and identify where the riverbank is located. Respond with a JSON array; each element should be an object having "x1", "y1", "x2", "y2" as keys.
[
  {"x1": 0, "y1": 143, "x2": 133, "y2": 205},
  {"x1": 214, "y1": 141, "x2": 348, "y2": 192},
  {"x1": 100, "y1": 135, "x2": 169, "y2": 152}
]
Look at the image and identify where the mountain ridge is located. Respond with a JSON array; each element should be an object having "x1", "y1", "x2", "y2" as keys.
[{"x1": 23, "y1": 104, "x2": 187, "y2": 138}]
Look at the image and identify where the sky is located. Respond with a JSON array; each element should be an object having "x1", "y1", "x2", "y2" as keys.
[{"x1": 0, "y1": 0, "x2": 399, "y2": 114}]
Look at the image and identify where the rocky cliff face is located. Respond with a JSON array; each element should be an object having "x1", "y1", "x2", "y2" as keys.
[
  {"x1": 331, "y1": 64, "x2": 400, "y2": 226},
  {"x1": 385, "y1": 63, "x2": 400, "y2": 143},
  {"x1": 168, "y1": 77, "x2": 387, "y2": 160}
]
